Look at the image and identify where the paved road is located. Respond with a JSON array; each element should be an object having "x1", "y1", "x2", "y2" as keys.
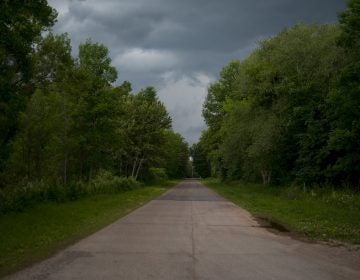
[{"x1": 5, "y1": 180, "x2": 360, "y2": 280}]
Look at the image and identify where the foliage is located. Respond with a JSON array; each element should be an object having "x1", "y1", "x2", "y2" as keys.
[
  {"x1": 195, "y1": 1, "x2": 360, "y2": 189},
  {"x1": 190, "y1": 142, "x2": 211, "y2": 178},
  {"x1": 0, "y1": 174, "x2": 141, "y2": 214},
  {"x1": 325, "y1": 0, "x2": 360, "y2": 187},
  {"x1": 0, "y1": 0, "x2": 56, "y2": 184},
  {"x1": 119, "y1": 88, "x2": 172, "y2": 180},
  {"x1": 0, "y1": 4, "x2": 189, "y2": 204},
  {"x1": 160, "y1": 131, "x2": 189, "y2": 179},
  {"x1": 147, "y1": 168, "x2": 168, "y2": 183},
  {"x1": 90, "y1": 170, "x2": 141, "y2": 194}
]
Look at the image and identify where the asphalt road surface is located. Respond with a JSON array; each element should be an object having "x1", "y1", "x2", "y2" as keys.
[{"x1": 5, "y1": 179, "x2": 360, "y2": 280}]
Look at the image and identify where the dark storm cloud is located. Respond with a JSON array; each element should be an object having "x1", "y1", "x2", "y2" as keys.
[
  {"x1": 52, "y1": 0, "x2": 345, "y2": 52},
  {"x1": 49, "y1": 0, "x2": 346, "y2": 144}
]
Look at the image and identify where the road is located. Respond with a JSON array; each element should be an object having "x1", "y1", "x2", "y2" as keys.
[{"x1": 5, "y1": 179, "x2": 360, "y2": 279}]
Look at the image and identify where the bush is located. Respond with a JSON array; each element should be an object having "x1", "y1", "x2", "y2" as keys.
[
  {"x1": 0, "y1": 181, "x2": 52, "y2": 213},
  {"x1": 0, "y1": 171, "x2": 142, "y2": 214},
  {"x1": 90, "y1": 170, "x2": 141, "y2": 194},
  {"x1": 147, "y1": 168, "x2": 168, "y2": 183}
]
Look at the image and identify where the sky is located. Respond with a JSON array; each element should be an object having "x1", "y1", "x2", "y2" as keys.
[{"x1": 48, "y1": 0, "x2": 346, "y2": 144}]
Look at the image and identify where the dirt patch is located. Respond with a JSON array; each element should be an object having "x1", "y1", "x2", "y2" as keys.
[
  {"x1": 254, "y1": 215, "x2": 291, "y2": 233},
  {"x1": 253, "y1": 214, "x2": 320, "y2": 244}
]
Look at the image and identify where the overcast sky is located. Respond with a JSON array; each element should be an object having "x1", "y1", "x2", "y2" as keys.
[{"x1": 48, "y1": 0, "x2": 346, "y2": 144}]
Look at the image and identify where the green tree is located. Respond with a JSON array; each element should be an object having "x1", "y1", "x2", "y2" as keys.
[
  {"x1": 78, "y1": 39, "x2": 117, "y2": 89},
  {"x1": 121, "y1": 88, "x2": 172, "y2": 179},
  {"x1": 33, "y1": 33, "x2": 74, "y2": 87},
  {"x1": 199, "y1": 23, "x2": 346, "y2": 186},
  {"x1": 71, "y1": 40, "x2": 119, "y2": 180},
  {"x1": 190, "y1": 142, "x2": 211, "y2": 178},
  {"x1": 201, "y1": 60, "x2": 242, "y2": 177},
  {"x1": 5, "y1": 32, "x2": 76, "y2": 185},
  {"x1": 0, "y1": 0, "x2": 56, "y2": 182},
  {"x1": 161, "y1": 131, "x2": 189, "y2": 178},
  {"x1": 325, "y1": 0, "x2": 360, "y2": 186}
]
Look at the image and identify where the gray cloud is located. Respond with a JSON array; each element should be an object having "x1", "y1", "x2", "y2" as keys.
[
  {"x1": 49, "y1": 0, "x2": 346, "y2": 144},
  {"x1": 157, "y1": 72, "x2": 213, "y2": 144}
]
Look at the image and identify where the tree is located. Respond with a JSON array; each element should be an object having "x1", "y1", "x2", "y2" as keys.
[
  {"x1": 70, "y1": 40, "x2": 119, "y2": 180},
  {"x1": 160, "y1": 131, "x2": 189, "y2": 178},
  {"x1": 5, "y1": 33, "x2": 75, "y2": 184},
  {"x1": 190, "y1": 142, "x2": 211, "y2": 178},
  {"x1": 199, "y1": 23, "x2": 348, "y2": 186},
  {"x1": 201, "y1": 60, "x2": 242, "y2": 177},
  {"x1": 78, "y1": 39, "x2": 117, "y2": 89},
  {"x1": 6, "y1": 38, "x2": 123, "y2": 184},
  {"x1": 121, "y1": 88, "x2": 172, "y2": 179},
  {"x1": 0, "y1": 0, "x2": 57, "y2": 183},
  {"x1": 202, "y1": 60, "x2": 241, "y2": 129},
  {"x1": 325, "y1": 0, "x2": 360, "y2": 187},
  {"x1": 338, "y1": 0, "x2": 360, "y2": 52},
  {"x1": 33, "y1": 33, "x2": 74, "y2": 87}
]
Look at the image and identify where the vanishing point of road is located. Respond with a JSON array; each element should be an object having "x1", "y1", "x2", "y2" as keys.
[{"x1": 5, "y1": 179, "x2": 360, "y2": 279}]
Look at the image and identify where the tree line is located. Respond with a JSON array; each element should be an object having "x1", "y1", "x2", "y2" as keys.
[
  {"x1": 0, "y1": 0, "x2": 189, "y2": 196},
  {"x1": 192, "y1": 0, "x2": 360, "y2": 189}
]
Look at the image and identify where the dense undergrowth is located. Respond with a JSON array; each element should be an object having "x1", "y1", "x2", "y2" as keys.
[{"x1": 0, "y1": 171, "x2": 142, "y2": 214}]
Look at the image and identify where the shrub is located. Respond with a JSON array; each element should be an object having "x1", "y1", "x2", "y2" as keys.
[
  {"x1": 0, "y1": 181, "x2": 52, "y2": 213},
  {"x1": 0, "y1": 171, "x2": 142, "y2": 214},
  {"x1": 147, "y1": 168, "x2": 168, "y2": 183},
  {"x1": 90, "y1": 170, "x2": 141, "y2": 194}
]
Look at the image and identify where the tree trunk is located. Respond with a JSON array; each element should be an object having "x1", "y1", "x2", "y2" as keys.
[
  {"x1": 125, "y1": 163, "x2": 129, "y2": 178},
  {"x1": 131, "y1": 157, "x2": 138, "y2": 178},
  {"x1": 89, "y1": 162, "x2": 93, "y2": 181},
  {"x1": 119, "y1": 159, "x2": 122, "y2": 177},
  {"x1": 135, "y1": 158, "x2": 144, "y2": 180},
  {"x1": 79, "y1": 153, "x2": 84, "y2": 180},
  {"x1": 261, "y1": 170, "x2": 271, "y2": 185},
  {"x1": 63, "y1": 153, "x2": 68, "y2": 186},
  {"x1": 261, "y1": 170, "x2": 266, "y2": 185}
]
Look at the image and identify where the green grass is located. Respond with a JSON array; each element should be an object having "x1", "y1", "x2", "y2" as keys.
[
  {"x1": 204, "y1": 178, "x2": 360, "y2": 245},
  {"x1": 0, "y1": 180, "x2": 178, "y2": 277}
]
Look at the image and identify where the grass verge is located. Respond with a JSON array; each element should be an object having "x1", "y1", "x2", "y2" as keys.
[
  {"x1": 203, "y1": 178, "x2": 360, "y2": 245},
  {"x1": 0, "y1": 180, "x2": 179, "y2": 277}
]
